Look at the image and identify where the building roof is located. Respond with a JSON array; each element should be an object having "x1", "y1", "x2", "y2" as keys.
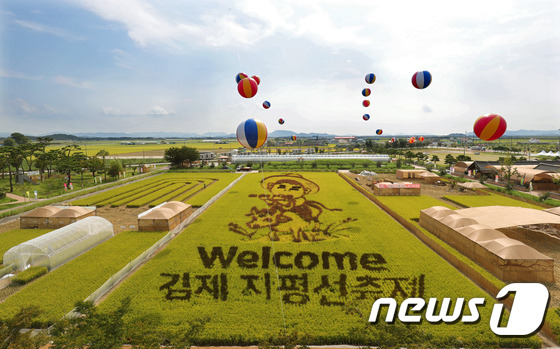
[
  {"x1": 453, "y1": 206, "x2": 560, "y2": 229},
  {"x1": 161, "y1": 201, "x2": 191, "y2": 213},
  {"x1": 51, "y1": 206, "x2": 95, "y2": 218},
  {"x1": 139, "y1": 207, "x2": 177, "y2": 220},
  {"x1": 21, "y1": 206, "x2": 62, "y2": 218},
  {"x1": 457, "y1": 182, "x2": 486, "y2": 189}
]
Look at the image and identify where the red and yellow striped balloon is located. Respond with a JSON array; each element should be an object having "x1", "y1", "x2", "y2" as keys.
[
  {"x1": 473, "y1": 114, "x2": 507, "y2": 141},
  {"x1": 237, "y1": 77, "x2": 258, "y2": 98}
]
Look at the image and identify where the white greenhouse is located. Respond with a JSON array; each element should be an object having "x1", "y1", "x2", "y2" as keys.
[{"x1": 3, "y1": 216, "x2": 114, "y2": 271}]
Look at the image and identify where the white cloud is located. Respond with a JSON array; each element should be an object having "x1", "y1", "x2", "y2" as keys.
[
  {"x1": 53, "y1": 76, "x2": 94, "y2": 89},
  {"x1": 0, "y1": 69, "x2": 43, "y2": 81},
  {"x1": 13, "y1": 19, "x2": 84, "y2": 41},
  {"x1": 147, "y1": 105, "x2": 174, "y2": 116},
  {"x1": 11, "y1": 98, "x2": 61, "y2": 115},
  {"x1": 101, "y1": 107, "x2": 124, "y2": 116}
]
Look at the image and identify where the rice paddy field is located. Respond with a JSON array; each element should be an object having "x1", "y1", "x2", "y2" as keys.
[
  {"x1": 442, "y1": 192, "x2": 544, "y2": 209},
  {"x1": 0, "y1": 231, "x2": 167, "y2": 323},
  {"x1": 70, "y1": 172, "x2": 241, "y2": 207},
  {"x1": 95, "y1": 172, "x2": 537, "y2": 347}
]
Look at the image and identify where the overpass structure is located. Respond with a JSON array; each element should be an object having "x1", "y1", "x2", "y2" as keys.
[{"x1": 231, "y1": 154, "x2": 391, "y2": 163}]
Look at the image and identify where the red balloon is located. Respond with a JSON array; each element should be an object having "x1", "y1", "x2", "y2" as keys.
[
  {"x1": 363, "y1": 100, "x2": 370, "y2": 107},
  {"x1": 473, "y1": 114, "x2": 507, "y2": 141},
  {"x1": 237, "y1": 78, "x2": 258, "y2": 98},
  {"x1": 251, "y1": 75, "x2": 260, "y2": 85},
  {"x1": 419, "y1": 136, "x2": 425, "y2": 142}
]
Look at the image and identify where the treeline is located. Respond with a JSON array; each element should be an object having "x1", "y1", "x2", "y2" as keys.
[{"x1": 0, "y1": 132, "x2": 119, "y2": 193}]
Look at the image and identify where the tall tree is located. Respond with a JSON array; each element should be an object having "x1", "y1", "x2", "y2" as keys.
[
  {"x1": 164, "y1": 146, "x2": 199, "y2": 167},
  {"x1": 444, "y1": 154, "x2": 456, "y2": 166},
  {"x1": 55, "y1": 145, "x2": 81, "y2": 187},
  {"x1": 96, "y1": 150, "x2": 109, "y2": 180},
  {"x1": 21, "y1": 143, "x2": 42, "y2": 171},
  {"x1": 10, "y1": 132, "x2": 29, "y2": 145},
  {"x1": 87, "y1": 156, "x2": 105, "y2": 179},
  {"x1": 0, "y1": 305, "x2": 48, "y2": 349}
]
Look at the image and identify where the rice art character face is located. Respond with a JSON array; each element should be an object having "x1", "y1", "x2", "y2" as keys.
[{"x1": 228, "y1": 174, "x2": 356, "y2": 242}]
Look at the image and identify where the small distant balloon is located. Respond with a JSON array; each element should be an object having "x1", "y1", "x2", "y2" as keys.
[
  {"x1": 263, "y1": 101, "x2": 271, "y2": 109},
  {"x1": 473, "y1": 113, "x2": 507, "y2": 141},
  {"x1": 235, "y1": 72, "x2": 248, "y2": 84},
  {"x1": 419, "y1": 136, "x2": 425, "y2": 142},
  {"x1": 251, "y1": 75, "x2": 261, "y2": 85},
  {"x1": 390, "y1": 137, "x2": 396, "y2": 143},
  {"x1": 362, "y1": 88, "x2": 371, "y2": 97},
  {"x1": 363, "y1": 100, "x2": 370, "y2": 107},
  {"x1": 278, "y1": 118, "x2": 285, "y2": 125},
  {"x1": 237, "y1": 118, "x2": 268, "y2": 149},
  {"x1": 291, "y1": 135, "x2": 297, "y2": 141},
  {"x1": 363, "y1": 114, "x2": 370, "y2": 121},
  {"x1": 237, "y1": 77, "x2": 258, "y2": 98},
  {"x1": 376, "y1": 129, "x2": 383, "y2": 135},
  {"x1": 412, "y1": 71, "x2": 432, "y2": 89},
  {"x1": 365, "y1": 73, "x2": 376, "y2": 84},
  {"x1": 409, "y1": 137, "x2": 416, "y2": 144}
]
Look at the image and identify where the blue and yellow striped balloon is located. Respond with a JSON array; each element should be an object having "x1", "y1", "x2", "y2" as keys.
[
  {"x1": 237, "y1": 118, "x2": 268, "y2": 149},
  {"x1": 365, "y1": 73, "x2": 376, "y2": 84}
]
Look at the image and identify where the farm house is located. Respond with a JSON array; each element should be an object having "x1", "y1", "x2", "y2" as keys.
[
  {"x1": 20, "y1": 206, "x2": 62, "y2": 229},
  {"x1": 19, "y1": 206, "x2": 95, "y2": 229},
  {"x1": 373, "y1": 182, "x2": 421, "y2": 196},
  {"x1": 138, "y1": 201, "x2": 192, "y2": 231},
  {"x1": 48, "y1": 206, "x2": 96, "y2": 229},
  {"x1": 419, "y1": 206, "x2": 558, "y2": 282},
  {"x1": 3, "y1": 216, "x2": 114, "y2": 271}
]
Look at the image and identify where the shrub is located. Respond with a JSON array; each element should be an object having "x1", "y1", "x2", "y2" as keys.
[
  {"x1": 0, "y1": 188, "x2": 6, "y2": 200},
  {"x1": 539, "y1": 192, "x2": 551, "y2": 202},
  {"x1": 11, "y1": 266, "x2": 48, "y2": 285}
]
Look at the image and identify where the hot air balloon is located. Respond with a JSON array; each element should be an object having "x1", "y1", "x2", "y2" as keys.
[
  {"x1": 236, "y1": 118, "x2": 267, "y2": 149},
  {"x1": 363, "y1": 114, "x2": 370, "y2": 121},
  {"x1": 251, "y1": 75, "x2": 260, "y2": 85},
  {"x1": 263, "y1": 101, "x2": 271, "y2": 109},
  {"x1": 363, "y1": 100, "x2": 370, "y2": 107},
  {"x1": 412, "y1": 71, "x2": 432, "y2": 89},
  {"x1": 362, "y1": 88, "x2": 371, "y2": 97},
  {"x1": 237, "y1": 77, "x2": 258, "y2": 98},
  {"x1": 376, "y1": 129, "x2": 383, "y2": 135},
  {"x1": 473, "y1": 114, "x2": 507, "y2": 141},
  {"x1": 278, "y1": 118, "x2": 284, "y2": 125},
  {"x1": 408, "y1": 137, "x2": 416, "y2": 144},
  {"x1": 390, "y1": 137, "x2": 396, "y2": 143},
  {"x1": 291, "y1": 135, "x2": 297, "y2": 141},
  {"x1": 419, "y1": 136, "x2": 425, "y2": 142},
  {"x1": 365, "y1": 73, "x2": 376, "y2": 84},
  {"x1": 235, "y1": 72, "x2": 248, "y2": 84}
]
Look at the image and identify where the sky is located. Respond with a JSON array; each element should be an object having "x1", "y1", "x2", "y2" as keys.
[{"x1": 1, "y1": 0, "x2": 559, "y2": 136}]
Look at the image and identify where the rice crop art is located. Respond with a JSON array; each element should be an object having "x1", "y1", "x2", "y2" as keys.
[
  {"x1": 228, "y1": 173, "x2": 356, "y2": 242},
  {"x1": 98, "y1": 172, "x2": 538, "y2": 347}
]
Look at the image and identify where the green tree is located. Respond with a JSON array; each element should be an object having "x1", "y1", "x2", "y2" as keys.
[
  {"x1": 431, "y1": 154, "x2": 440, "y2": 164},
  {"x1": 50, "y1": 299, "x2": 130, "y2": 349},
  {"x1": 87, "y1": 156, "x2": 105, "y2": 179},
  {"x1": 456, "y1": 154, "x2": 472, "y2": 161},
  {"x1": 10, "y1": 132, "x2": 29, "y2": 145},
  {"x1": 107, "y1": 159, "x2": 124, "y2": 178},
  {"x1": 404, "y1": 151, "x2": 415, "y2": 163},
  {"x1": 164, "y1": 146, "x2": 200, "y2": 167},
  {"x1": 54, "y1": 145, "x2": 82, "y2": 187},
  {"x1": 444, "y1": 154, "x2": 456, "y2": 166},
  {"x1": 2, "y1": 138, "x2": 15, "y2": 147},
  {"x1": 20, "y1": 143, "x2": 42, "y2": 171},
  {"x1": 0, "y1": 305, "x2": 48, "y2": 349},
  {"x1": 96, "y1": 150, "x2": 110, "y2": 180}
]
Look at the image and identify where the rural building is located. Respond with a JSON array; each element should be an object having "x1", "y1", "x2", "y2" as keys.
[
  {"x1": 396, "y1": 169, "x2": 440, "y2": 184},
  {"x1": 20, "y1": 206, "x2": 62, "y2": 229},
  {"x1": 138, "y1": 201, "x2": 193, "y2": 231},
  {"x1": 4, "y1": 216, "x2": 114, "y2": 271},
  {"x1": 48, "y1": 206, "x2": 96, "y2": 229},
  {"x1": 19, "y1": 206, "x2": 96, "y2": 229},
  {"x1": 373, "y1": 182, "x2": 421, "y2": 196},
  {"x1": 452, "y1": 161, "x2": 473, "y2": 175},
  {"x1": 334, "y1": 136, "x2": 356, "y2": 144},
  {"x1": 199, "y1": 151, "x2": 216, "y2": 161},
  {"x1": 419, "y1": 206, "x2": 558, "y2": 282}
]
